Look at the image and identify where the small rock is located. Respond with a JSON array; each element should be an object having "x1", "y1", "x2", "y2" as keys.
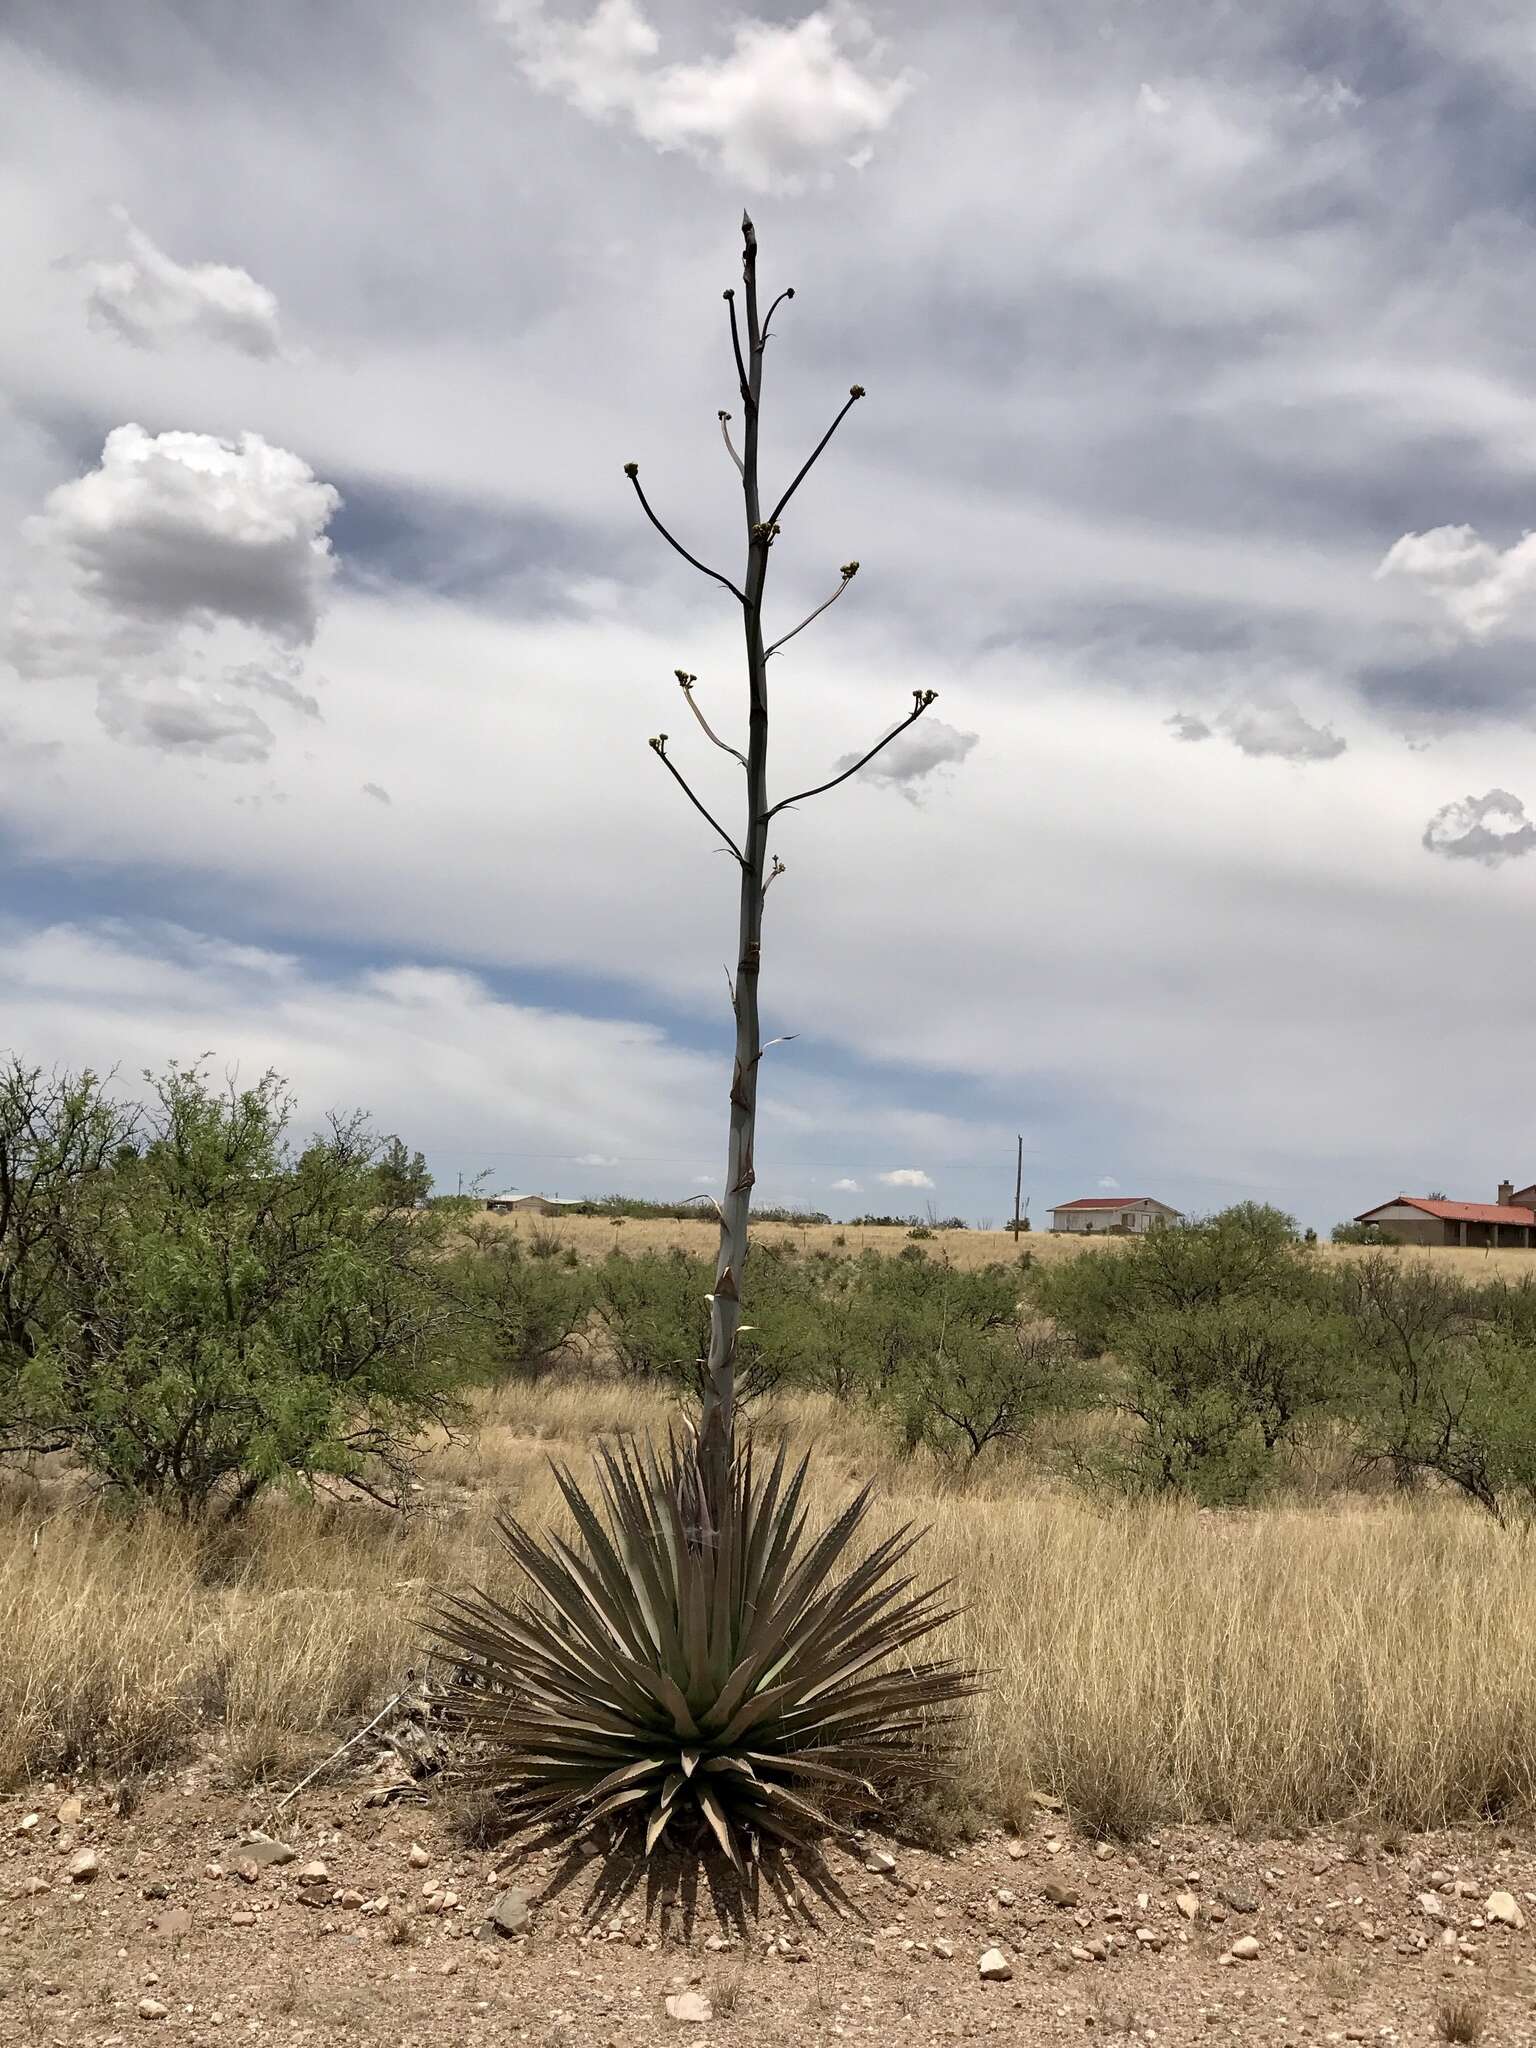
[
  {"x1": 153, "y1": 1908, "x2": 192, "y2": 1938},
  {"x1": 664, "y1": 1991, "x2": 713, "y2": 2024},
  {"x1": 234, "y1": 1837, "x2": 294, "y2": 1869},
  {"x1": 1487, "y1": 1890, "x2": 1526, "y2": 1930},
  {"x1": 995, "y1": 1887, "x2": 1015, "y2": 1907},
  {"x1": 1135, "y1": 1927, "x2": 1163, "y2": 1949},
  {"x1": 408, "y1": 1841, "x2": 432, "y2": 1868},
  {"x1": 67, "y1": 1848, "x2": 99, "y2": 1884},
  {"x1": 1042, "y1": 1882, "x2": 1079, "y2": 1908},
  {"x1": 142, "y1": 1883, "x2": 170, "y2": 1902},
  {"x1": 337, "y1": 1889, "x2": 365, "y2": 1909},
  {"x1": 1070, "y1": 1943, "x2": 1091, "y2": 1962},
  {"x1": 1418, "y1": 1892, "x2": 1444, "y2": 1919},
  {"x1": 1230, "y1": 1936, "x2": 1261, "y2": 1962},
  {"x1": 21, "y1": 1876, "x2": 50, "y2": 1897},
  {"x1": 231, "y1": 1910, "x2": 256, "y2": 1926},
  {"x1": 978, "y1": 1947, "x2": 1013, "y2": 1982},
  {"x1": 137, "y1": 1998, "x2": 169, "y2": 2021},
  {"x1": 1176, "y1": 1892, "x2": 1199, "y2": 1922},
  {"x1": 1005, "y1": 1841, "x2": 1024, "y2": 1860},
  {"x1": 488, "y1": 1888, "x2": 530, "y2": 1937},
  {"x1": 57, "y1": 1795, "x2": 83, "y2": 1828},
  {"x1": 17, "y1": 1813, "x2": 39, "y2": 1835},
  {"x1": 295, "y1": 1860, "x2": 330, "y2": 1887},
  {"x1": 864, "y1": 1850, "x2": 896, "y2": 1876},
  {"x1": 1093, "y1": 1842, "x2": 1114, "y2": 1861},
  {"x1": 1221, "y1": 1890, "x2": 1258, "y2": 1914},
  {"x1": 1085, "y1": 1939, "x2": 1109, "y2": 1961},
  {"x1": 932, "y1": 1937, "x2": 955, "y2": 1959}
]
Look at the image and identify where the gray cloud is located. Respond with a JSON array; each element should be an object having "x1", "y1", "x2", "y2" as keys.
[
  {"x1": 1219, "y1": 699, "x2": 1346, "y2": 762},
  {"x1": 835, "y1": 716, "x2": 977, "y2": 802},
  {"x1": 1422, "y1": 788, "x2": 1536, "y2": 865},
  {"x1": 1167, "y1": 710, "x2": 1212, "y2": 742},
  {"x1": 1165, "y1": 699, "x2": 1344, "y2": 761},
  {"x1": 361, "y1": 780, "x2": 392, "y2": 804},
  {"x1": 82, "y1": 209, "x2": 285, "y2": 360}
]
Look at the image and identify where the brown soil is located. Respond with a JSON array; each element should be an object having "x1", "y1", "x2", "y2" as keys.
[{"x1": 5, "y1": 1770, "x2": 1535, "y2": 2047}]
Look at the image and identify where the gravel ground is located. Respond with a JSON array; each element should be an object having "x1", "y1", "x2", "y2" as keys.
[{"x1": 4, "y1": 1769, "x2": 1536, "y2": 2047}]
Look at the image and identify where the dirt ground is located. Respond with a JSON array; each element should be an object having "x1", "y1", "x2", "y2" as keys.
[{"x1": 6, "y1": 1763, "x2": 1536, "y2": 2048}]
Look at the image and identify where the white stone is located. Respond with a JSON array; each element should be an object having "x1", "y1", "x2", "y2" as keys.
[
  {"x1": 664, "y1": 1991, "x2": 713, "y2": 2024},
  {"x1": 1230, "y1": 1936, "x2": 1261, "y2": 1961},
  {"x1": 978, "y1": 1947, "x2": 1013, "y2": 1982},
  {"x1": 1487, "y1": 1890, "x2": 1526, "y2": 1930}
]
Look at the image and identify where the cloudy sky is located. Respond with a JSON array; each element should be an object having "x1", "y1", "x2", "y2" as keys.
[{"x1": 4, "y1": 0, "x2": 1536, "y2": 1230}]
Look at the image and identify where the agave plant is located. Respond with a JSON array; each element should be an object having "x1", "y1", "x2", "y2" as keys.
[{"x1": 430, "y1": 1434, "x2": 974, "y2": 1869}]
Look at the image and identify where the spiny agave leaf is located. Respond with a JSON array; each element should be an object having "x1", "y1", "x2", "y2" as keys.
[
  {"x1": 431, "y1": 1430, "x2": 974, "y2": 1863},
  {"x1": 696, "y1": 1778, "x2": 745, "y2": 1873}
]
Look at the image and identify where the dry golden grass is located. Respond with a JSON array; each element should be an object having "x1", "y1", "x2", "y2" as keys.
[
  {"x1": 480, "y1": 1209, "x2": 1536, "y2": 1281},
  {"x1": 6, "y1": 1379, "x2": 1536, "y2": 1834}
]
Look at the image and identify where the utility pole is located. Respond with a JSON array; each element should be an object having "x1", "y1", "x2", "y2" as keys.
[{"x1": 1011, "y1": 1134, "x2": 1024, "y2": 1240}]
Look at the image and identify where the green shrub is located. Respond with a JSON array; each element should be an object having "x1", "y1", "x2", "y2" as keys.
[
  {"x1": 442, "y1": 1221, "x2": 593, "y2": 1381},
  {"x1": 6, "y1": 1061, "x2": 463, "y2": 1519}
]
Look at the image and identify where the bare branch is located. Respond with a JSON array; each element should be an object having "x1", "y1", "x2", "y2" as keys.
[
  {"x1": 717, "y1": 410, "x2": 745, "y2": 480},
  {"x1": 760, "y1": 286, "x2": 795, "y2": 342},
  {"x1": 765, "y1": 561, "x2": 859, "y2": 659},
  {"x1": 624, "y1": 464, "x2": 746, "y2": 605},
  {"x1": 649, "y1": 734, "x2": 746, "y2": 864},
  {"x1": 677, "y1": 670, "x2": 747, "y2": 768},
  {"x1": 767, "y1": 690, "x2": 938, "y2": 820},
  {"x1": 767, "y1": 386, "x2": 865, "y2": 528},
  {"x1": 724, "y1": 289, "x2": 750, "y2": 407}
]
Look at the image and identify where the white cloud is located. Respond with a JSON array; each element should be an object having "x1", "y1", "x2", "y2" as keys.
[
  {"x1": 82, "y1": 209, "x2": 284, "y2": 360},
  {"x1": 7, "y1": 425, "x2": 339, "y2": 761},
  {"x1": 835, "y1": 716, "x2": 977, "y2": 803},
  {"x1": 1097, "y1": 1175, "x2": 1120, "y2": 1190},
  {"x1": 878, "y1": 1167, "x2": 934, "y2": 1190},
  {"x1": 495, "y1": 0, "x2": 912, "y2": 191},
  {"x1": 1422, "y1": 788, "x2": 1536, "y2": 866},
  {"x1": 574, "y1": 1151, "x2": 618, "y2": 1165},
  {"x1": 829, "y1": 1175, "x2": 861, "y2": 1192},
  {"x1": 1376, "y1": 524, "x2": 1536, "y2": 641}
]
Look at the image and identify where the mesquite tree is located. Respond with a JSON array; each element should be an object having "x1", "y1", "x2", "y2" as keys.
[{"x1": 624, "y1": 214, "x2": 936, "y2": 1510}]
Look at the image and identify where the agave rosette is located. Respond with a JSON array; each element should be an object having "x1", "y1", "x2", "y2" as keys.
[{"x1": 431, "y1": 1434, "x2": 974, "y2": 1867}]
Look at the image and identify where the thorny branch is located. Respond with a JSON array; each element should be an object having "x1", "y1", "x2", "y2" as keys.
[
  {"x1": 623, "y1": 465, "x2": 746, "y2": 605},
  {"x1": 766, "y1": 562, "x2": 859, "y2": 659},
  {"x1": 676, "y1": 671, "x2": 747, "y2": 768},
  {"x1": 648, "y1": 733, "x2": 746, "y2": 864},
  {"x1": 767, "y1": 690, "x2": 938, "y2": 820}
]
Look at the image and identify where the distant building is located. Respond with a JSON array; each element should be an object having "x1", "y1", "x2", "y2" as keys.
[
  {"x1": 484, "y1": 1192, "x2": 584, "y2": 1216},
  {"x1": 1355, "y1": 1180, "x2": 1536, "y2": 1249},
  {"x1": 1050, "y1": 1196, "x2": 1182, "y2": 1235}
]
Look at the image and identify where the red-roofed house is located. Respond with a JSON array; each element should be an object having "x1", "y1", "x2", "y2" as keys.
[
  {"x1": 1355, "y1": 1181, "x2": 1536, "y2": 1249},
  {"x1": 1050, "y1": 1195, "x2": 1182, "y2": 1235}
]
